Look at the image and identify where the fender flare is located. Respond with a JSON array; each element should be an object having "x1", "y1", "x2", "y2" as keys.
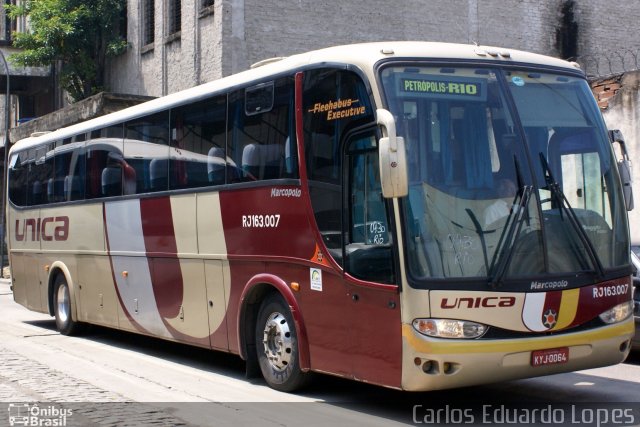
[
  {"x1": 237, "y1": 273, "x2": 310, "y2": 371},
  {"x1": 47, "y1": 261, "x2": 78, "y2": 322}
]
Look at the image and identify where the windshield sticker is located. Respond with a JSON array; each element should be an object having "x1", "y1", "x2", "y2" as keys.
[
  {"x1": 512, "y1": 76, "x2": 525, "y2": 86},
  {"x1": 395, "y1": 74, "x2": 487, "y2": 101},
  {"x1": 308, "y1": 98, "x2": 366, "y2": 121}
]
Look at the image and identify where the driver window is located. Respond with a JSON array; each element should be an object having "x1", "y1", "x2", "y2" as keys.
[{"x1": 345, "y1": 132, "x2": 395, "y2": 284}]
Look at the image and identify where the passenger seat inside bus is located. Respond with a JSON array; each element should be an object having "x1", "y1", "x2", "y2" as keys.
[
  {"x1": 207, "y1": 147, "x2": 225, "y2": 185},
  {"x1": 102, "y1": 162, "x2": 137, "y2": 196},
  {"x1": 64, "y1": 175, "x2": 84, "y2": 201},
  {"x1": 242, "y1": 143, "x2": 283, "y2": 180},
  {"x1": 101, "y1": 167, "x2": 122, "y2": 197},
  {"x1": 47, "y1": 178, "x2": 64, "y2": 203},
  {"x1": 149, "y1": 159, "x2": 168, "y2": 191},
  {"x1": 31, "y1": 180, "x2": 43, "y2": 205}
]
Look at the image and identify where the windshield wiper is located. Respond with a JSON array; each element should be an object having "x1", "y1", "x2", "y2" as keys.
[
  {"x1": 488, "y1": 184, "x2": 533, "y2": 288},
  {"x1": 487, "y1": 156, "x2": 532, "y2": 288},
  {"x1": 539, "y1": 153, "x2": 605, "y2": 278}
]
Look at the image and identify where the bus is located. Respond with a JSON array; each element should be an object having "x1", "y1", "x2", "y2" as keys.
[{"x1": 6, "y1": 42, "x2": 636, "y2": 392}]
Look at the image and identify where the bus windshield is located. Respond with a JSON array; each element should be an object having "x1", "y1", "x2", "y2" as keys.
[{"x1": 380, "y1": 65, "x2": 630, "y2": 287}]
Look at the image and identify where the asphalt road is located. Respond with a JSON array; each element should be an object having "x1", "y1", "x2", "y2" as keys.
[{"x1": 1, "y1": 278, "x2": 639, "y2": 426}]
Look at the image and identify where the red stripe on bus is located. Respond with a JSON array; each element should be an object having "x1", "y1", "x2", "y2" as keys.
[
  {"x1": 570, "y1": 278, "x2": 632, "y2": 327},
  {"x1": 542, "y1": 290, "x2": 562, "y2": 315},
  {"x1": 140, "y1": 197, "x2": 183, "y2": 319}
]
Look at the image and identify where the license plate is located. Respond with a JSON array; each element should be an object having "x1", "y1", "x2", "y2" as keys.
[{"x1": 531, "y1": 347, "x2": 569, "y2": 367}]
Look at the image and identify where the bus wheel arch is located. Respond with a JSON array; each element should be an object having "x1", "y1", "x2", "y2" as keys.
[
  {"x1": 47, "y1": 263, "x2": 80, "y2": 335},
  {"x1": 237, "y1": 275, "x2": 311, "y2": 382}
]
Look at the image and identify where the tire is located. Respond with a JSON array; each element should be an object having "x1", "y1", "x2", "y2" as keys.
[
  {"x1": 255, "y1": 293, "x2": 310, "y2": 392},
  {"x1": 53, "y1": 274, "x2": 80, "y2": 335}
]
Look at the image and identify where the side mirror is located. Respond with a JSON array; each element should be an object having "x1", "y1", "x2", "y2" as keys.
[
  {"x1": 377, "y1": 109, "x2": 407, "y2": 198},
  {"x1": 609, "y1": 129, "x2": 634, "y2": 211}
]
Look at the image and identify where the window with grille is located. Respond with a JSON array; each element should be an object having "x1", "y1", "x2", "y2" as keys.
[
  {"x1": 143, "y1": 0, "x2": 155, "y2": 46},
  {"x1": 168, "y1": 0, "x2": 181, "y2": 35},
  {"x1": 118, "y1": 3, "x2": 128, "y2": 42},
  {"x1": 199, "y1": 0, "x2": 214, "y2": 18}
]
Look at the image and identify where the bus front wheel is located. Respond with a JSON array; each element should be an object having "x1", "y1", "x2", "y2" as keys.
[
  {"x1": 255, "y1": 293, "x2": 310, "y2": 392},
  {"x1": 53, "y1": 274, "x2": 80, "y2": 335}
]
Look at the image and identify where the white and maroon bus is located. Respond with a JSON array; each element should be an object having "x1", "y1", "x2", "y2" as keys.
[{"x1": 7, "y1": 42, "x2": 635, "y2": 392}]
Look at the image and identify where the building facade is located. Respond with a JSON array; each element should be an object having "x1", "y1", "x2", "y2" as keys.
[
  {"x1": 1, "y1": 0, "x2": 640, "y2": 251},
  {"x1": 105, "y1": 0, "x2": 640, "y2": 98},
  {"x1": 0, "y1": 0, "x2": 638, "y2": 122}
]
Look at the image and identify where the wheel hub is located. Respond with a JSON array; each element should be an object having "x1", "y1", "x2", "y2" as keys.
[{"x1": 261, "y1": 312, "x2": 293, "y2": 372}]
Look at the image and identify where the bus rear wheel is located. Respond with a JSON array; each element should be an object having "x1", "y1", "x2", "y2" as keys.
[
  {"x1": 53, "y1": 274, "x2": 80, "y2": 335},
  {"x1": 255, "y1": 293, "x2": 310, "y2": 392}
]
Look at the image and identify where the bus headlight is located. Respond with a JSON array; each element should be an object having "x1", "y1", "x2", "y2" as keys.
[
  {"x1": 412, "y1": 318, "x2": 487, "y2": 339},
  {"x1": 599, "y1": 301, "x2": 634, "y2": 324}
]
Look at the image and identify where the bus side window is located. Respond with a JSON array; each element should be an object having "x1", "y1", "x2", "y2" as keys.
[
  {"x1": 86, "y1": 124, "x2": 124, "y2": 199},
  {"x1": 125, "y1": 111, "x2": 170, "y2": 193},
  {"x1": 63, "y1": 135, "x2": 86, "y2": 201},
  {"x1": 9, "y1": 152, "x2": 28, "y2": 206},
  {"x1": 229, "y1": 76, "x2": 297, "y2": 182},
  {"x1": 170, "y1": 95, "x2": 227, "y2": 189},
  {"x1": 345, "y1": 132, "x2": 395, "y2": 284},
  {"x1": 46, "y1": 140, "x2": 70, "y2": 203},
  {"x1": 28, "y1": 144, "x2": 53, "y2": 206},
  {"x1": 302, "y1": 67, "x2": 376, "y2": 267}
]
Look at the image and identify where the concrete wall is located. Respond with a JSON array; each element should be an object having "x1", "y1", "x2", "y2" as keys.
[
  {"x1": 572, "y1": 1, "x2": 640, "y2": 76},
  {"x1": 106, "y1": 0, "x2": 225, "y2": 96},
  {"x1": 105, "y1": 0, "x2": 640, "y2": 98}
]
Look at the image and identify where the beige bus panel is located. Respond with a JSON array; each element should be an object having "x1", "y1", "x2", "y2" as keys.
[
  {"x1": 10, "y1": 253, "x2": 27, "y2": 307},
  {"x1": 204, "y1": 259, "x2": 230, "y2": 350},
  {"x1": 77, "y1": 254, "x2": 119, "y2": 328},
  {"x1": 10, "y1": 208, "x2": 42, "y2": 252},
  {"x1": 10, "y1": 253, "x2": 47, "y2": 314},
  {"x1": 163, "y1": 257, "x2": 211, "y2": 343},
  {"x1": 26, "y1": 252, "x2": 46, "y2": 313},
  {"x1": 171, "y1": 194, "x2": 198, "y2": 255},
  {"x1": 39, "y1": 204, "x2": 106, "y2": 253},
  {"x1": 196, "y1": 193, "x2": 227, "y2": 256}
]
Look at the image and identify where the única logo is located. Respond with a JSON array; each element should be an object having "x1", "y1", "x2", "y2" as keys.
[{"x1": 542, "y1": 309, "x2": 558, "y2": 329}]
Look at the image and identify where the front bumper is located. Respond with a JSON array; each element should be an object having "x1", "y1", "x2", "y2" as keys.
[{"x1": 400, "y1": 319, "x2": 634, "y2": 391}]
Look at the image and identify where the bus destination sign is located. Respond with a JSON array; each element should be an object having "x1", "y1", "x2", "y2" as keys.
[
  {"x1": 402, "y1": 78, "x2": 481, "y2": 96},
  {"x1": 397, "y1": 74, "x2": 486, "y2": 101}
]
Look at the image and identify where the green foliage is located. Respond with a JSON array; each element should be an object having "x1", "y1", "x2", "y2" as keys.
[{"x1": 5, "y1": 0, "x2": 128, "y2": 102}]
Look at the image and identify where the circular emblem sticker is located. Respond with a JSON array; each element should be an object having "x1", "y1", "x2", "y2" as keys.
[
  {"x1": 512, "y1": 76, "x2": 525, "y2": 87},
  {"x1": 542, "y1": 309, "x2": 558, "y2": 329}
]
